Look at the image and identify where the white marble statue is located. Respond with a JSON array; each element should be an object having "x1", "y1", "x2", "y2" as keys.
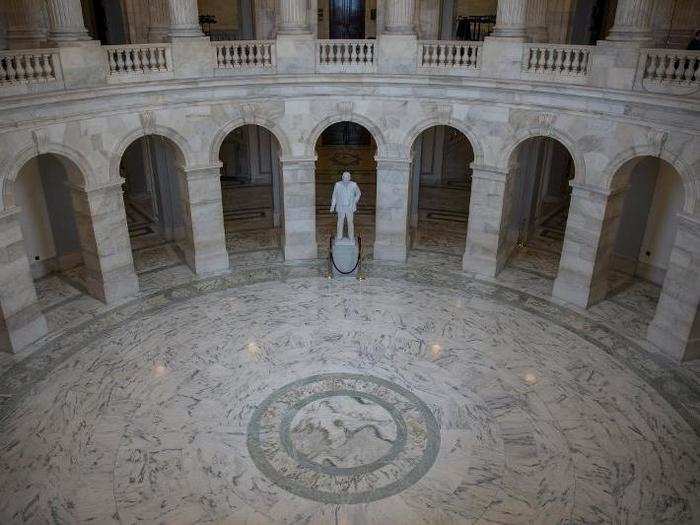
[{"x1": 330, "y1": 171, "x2": 361, "y2": 241}]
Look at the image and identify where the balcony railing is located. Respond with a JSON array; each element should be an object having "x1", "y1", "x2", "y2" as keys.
[
  {"x1": 522, "y1": 44, "x2": 593, "y2": 81},
  {"x1": 641, "y1": 49, "x2": 699, "y2": 84},
  {"x1": 0, "y1": 50, "x2": 61, "y2": 85},
  {"x1": 105, "y1": 44, "x2": 172, "y2": 79},
  {"x1": 418, "y1": 41, "x2": 482, "y2": 70},
  {"x1": 316, "y1": 40, "x2": 376, "y2": 73},
  {"x1": 214, "y1": 41, "x2": 275, "y2": 70}
]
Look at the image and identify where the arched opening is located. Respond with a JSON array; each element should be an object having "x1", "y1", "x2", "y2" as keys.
[
  {"x1": 608, "y1": 157, "x2": 686, "y2": 311},
  {"x1": 14, "y1": 154, "x2": 84, "y2": 285},
  {"x1": 408, "y1": 125, "x2": 474, "y2": 256},
  {"x1": 217, "y1": 124, "x2": 284, "y2": 259},
  {"x1": 9, "y1": 151, "x2": 137, "y2": 309},
  {"x1": 504, "y1": 136, "x2": 575, "y2": 274},
  {"x1": 119, "y1": 135, "x2": 189, "y2": 270},
  {"x1": 315, "y1": 121, "x2": 377, "y2": 254}
]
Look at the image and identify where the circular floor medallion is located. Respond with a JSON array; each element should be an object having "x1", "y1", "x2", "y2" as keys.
[{"x1": 246, "y1": 373, "x2": 440, "y2": 504}]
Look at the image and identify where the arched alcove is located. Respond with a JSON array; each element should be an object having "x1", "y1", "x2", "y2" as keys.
[
  {"x1": 315, "y1": 121, "x2": 378, "y2": 253},
  {"x1": 408, "y1": 125, "x2": 474, "y2": 255},
  {"x1": 503, "y1": 136, "x2": 575, "y2": 275},
  {"x1": 217, "y1": 124, "x2": 284, "y2": 258},
  {"x1": 119, "y1": 134, "x2": 190, "y2": 270}
]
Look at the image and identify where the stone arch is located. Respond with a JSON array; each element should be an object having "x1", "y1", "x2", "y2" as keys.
[
  {"x1": 603, "y1": 145, "x2": 697, "y2": 215},
  {"x1": 500, "y1": 126, "x2": 585, "y2": 184},
  {"x1": 109, "y1": 125, "x2": 193, "y2": 182},
  {"x1": 306, "y1": 113, "x2": 389, "y2": 157},
  {"x1": 210, "y1": 117, "x2": 292, "y2": 164},
  {"x1": 403, "y1": 117, "x2": 485, "y2": 166},
  {"x1": 2, "y1": 142, "x2": 94, "y2": 210}
]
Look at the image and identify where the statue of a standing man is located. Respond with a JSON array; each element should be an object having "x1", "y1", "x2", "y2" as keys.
[{"x1": 330, "y1": 171, "x2": 361, "y2": 241}]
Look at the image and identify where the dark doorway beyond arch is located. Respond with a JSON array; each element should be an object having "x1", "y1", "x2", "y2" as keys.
[{"x1": 329, "y1": 0, "x2": 366, "y2": 39}]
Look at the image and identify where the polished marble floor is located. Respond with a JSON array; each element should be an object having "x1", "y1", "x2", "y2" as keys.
[{"x1": 1, "y1": 225, "x2": 699, "y2": 524}]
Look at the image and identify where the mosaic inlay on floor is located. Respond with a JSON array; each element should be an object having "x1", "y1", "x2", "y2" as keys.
[{"x1": 1, "y1": 244, "x2": 699, "y2": 523}]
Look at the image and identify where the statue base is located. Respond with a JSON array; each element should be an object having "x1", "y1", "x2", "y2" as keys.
[{"x1": 331, "y1": 237, "x2": 359, "y2": 278}]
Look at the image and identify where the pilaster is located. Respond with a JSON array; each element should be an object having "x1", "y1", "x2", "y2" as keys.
[
  {"x1": 648, "y1": 213, "x2": 700, "y2": 362},
  {"x1": 374, "y1": 157, "x2": 412, "y2": 262},
  {"x1": 462, "y1": 166, "x2": 517, "y2": 277},
  {"x1": 277, "y1": 0, "x2": 311, "y2": 34},
  {"x1": 180, "y1": 166, "x2": 230, "y2": 275},
  {"x1": 552, "y1": 183, "x2": 626, "y2": 308},
  {"x1": 0, "y1": 207, "x2": 48, "y2": 353},
  {"x1": 281, "y1": 157, "x2": 318, "y2": 261},
  {"x1": 69, "y1": 182, "x2": 139, "y2": 304}
]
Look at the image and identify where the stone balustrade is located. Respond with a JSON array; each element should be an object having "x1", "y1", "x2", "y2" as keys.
[
  {"x1": 105, "y1": 44, "x2": 172, "y2": 80},
  {"x1": 0, "y1": 38, "x2": 698, "y2": 99},
  {"x1": 214, "y1": 41, "x2": 275, "y2": 71},
  {"x1": 641, "y1": 49, "x2": 699, "y2": 85},
  {"x1": 316, "y1": 40, "x2": 376, "y2": 72},
  {"x1": 522, "y1": 44, "x2": 593, "y2": 81},
  {"x1": 0, "y1": 49, "x2": 61, "y2": 85},
  {"x1": 418, "y1": 41, "x2": 482, "y2": 70}
]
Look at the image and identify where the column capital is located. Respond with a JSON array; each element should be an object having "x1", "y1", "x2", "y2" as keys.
[
  {"x1": 185, "y1": 165, "x2": 223, "y2": 179},
  {"x1": 280, "y1": 156, "x2": 317, "y2": 167},
  {"x1": 374, "y1": 156, "x2": 412, "y2": 169}
]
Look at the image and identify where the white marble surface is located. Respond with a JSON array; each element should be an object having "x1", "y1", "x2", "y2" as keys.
[{"x1": 0, "y1": 239, "x2": 699, "y2": 523}]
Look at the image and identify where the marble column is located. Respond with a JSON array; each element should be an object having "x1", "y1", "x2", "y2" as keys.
[
  {"x1": 46, "y1": 0, "x2": 92, "y2": 44},
  {"x1": 0, "y1": 208, "x2": 48, "y2": 354},
  {"x1": 179, "y1": 166, "x2": 230, "y2": 275},
  {"x1": 605, "y1": 0, "x2": 653, "y2": 45},
  {"x1": 6, "y1": 0, "x2": 48, "y2": 49},
  {"x1": 648, "y1": 213, "x2": 700, "y2": 363},
  {"x1": 552, "y1": 183, "x2": 626, "y2": 308},
  {"x1": 148, "y1": 0, "x2": 172, "y2": 43},
  {"x1": 167, "y1": 0, "x2": 204, "y2": 39},
  {"x1": 281, "y1": 158, "x2": 317, "y2": 260},
  {"x1": 668, "y1": 0, "x2": 700, "y2": 49},
  {"x1": 492, "y1": 0, "x2": 529, "y2": 40},
  {"x1": 462, "y1": 166, "x2": 517, "y2": 277},
  {"x1": 374, "y1": 158, "x2": 411, "y2": 262},
  {"x1": 384, "y1": 0, "x2": 416, "y2": 34},
  {"x1": 69, "y1": 182, "x2": 139, "y2": 304},
  {"x1": 526, "y1": 0, "x2": 548, "y2": 42},
  {"x1": 277, "y1": 0, "x2": 310, "y2": 34}
]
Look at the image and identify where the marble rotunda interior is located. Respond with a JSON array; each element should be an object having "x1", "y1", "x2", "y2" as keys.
[{"x1": 1, "y1": 0, "x2": 699, "y2": 523}]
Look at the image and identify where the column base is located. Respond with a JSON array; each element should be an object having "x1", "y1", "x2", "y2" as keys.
[
  {"x1": 373, "y1": 241, "x2": 407, "y2": 263},
  {"x1": 284, "y1": 237, "x2": 318, "y2": 261},
  {"x1": 552, "y1": 273, "x2": 608, "y2": 309},
  {"x1": 648, "y1": 318, "x2": 700, "y2": 363},
  {"x1": 0, "y1": 302, "x2": 48, "y2": 354}
]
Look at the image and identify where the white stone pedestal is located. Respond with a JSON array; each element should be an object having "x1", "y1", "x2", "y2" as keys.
[{"x1": 331, "y1": 237, "x2": 359, "y2": 278}]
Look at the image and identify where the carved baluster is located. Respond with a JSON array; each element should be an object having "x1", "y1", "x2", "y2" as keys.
[
  {"x1": 1, "y1": 57, "x2": 8, "y2": 83},
  {"x1": 26, "y1": 55, "x2": 37, "y2": 81},
  {"x1": 7, "y1": 56, "x2": 18, "y2": 82},
  {"x1": 263, "y1": 44, "x2": 271, "y2": 66},
  {"x1": 665, "y1": 54, "x2": 677, "y2": 81},
  {"x1": 108, "y1": 50, "x2": 117, "y2": 73},
  {"x1": 15, "y1": 55, "x2": 27, "y2": 81},
  {"x1": 238, "y1": 45, "x2": 244, "y2": 67},
  {"x1": 652, "y1": 53, "x2": 665, "y2": 80},
  {"x1": 45, "y1": 54, "x2": 55, "y2": 79},
  {"x1": 571, "y1": 49, "x2": 581, "y2": 74}
]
